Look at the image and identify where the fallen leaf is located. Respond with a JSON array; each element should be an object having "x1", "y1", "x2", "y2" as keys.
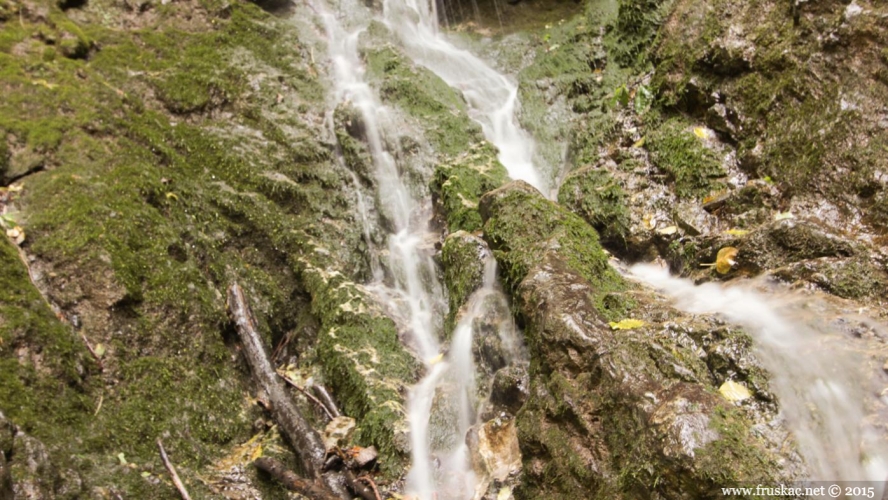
[
  {"x1": 715, "y1": 246, "x2": 739, "y2": 274},
  {"x1": 117, "y1": 452, "x2": 127, "y2": 465},
  {"x1": 6, "y1": 226, "x2": 25, "y2": 245},
  {"x1": 249, "y1": 444, "x2": 263, "y2": 462},
  {"x1": 700, "y1": 246, "x2": 739, "y2": 274},
  {"x1": 718, "y1": 380, "x2": 751, "y2": 402},
  {"x1": 774, "y1": 211, "x2": 794, "y2": 221},
  {"x1": 165, "y1": 192, "x2": 179, "y2": 201},
  {"x1": 632, "y1": 136, "x2": 646, "y2": 148},
  {"x1": 94, "y1": 344, "x2": 106, "y2": 358},
  {"x1": 656, "y1": 225, "x2": 678, "y2": 235},
  {"x1": 609, "y1": 319, "x2": 645, "y2": 330},
  {"x1": 693, "y1": 127, "x2": 710, "y2": 139},
  {"x1": 724, "y1": 228, "x2": 750, "y2": 236},
  {"x1": 428, "y1": 353, "x2": 444, "y2": 365},
  {"x1": 31, "y1": 79, "x2": 58, "y2": 90}
]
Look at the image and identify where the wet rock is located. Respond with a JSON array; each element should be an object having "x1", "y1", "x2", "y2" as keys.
[
  {"x1": 323, "y1": 416, "x2": 357, "y2": 451},
  {"x1": 467, "y1": 417, "x2": 522, "y2": 500},
  {"x1": 480, "y1": 182, "x2": 802, "y2": 498},
  {"x1": 9, "y1": 431, "x2": 64, "y2": 500},
  {"x1": 431, "y1": 142, "x2": 508, "y2": 233},
  {"x1": 489, "y1": 365, "x2": 529, "y2": 415},
  {"x1": 442, "y1": 231, "x2": 490, "y2": 332},
  {"x1": 478, "y1": 333, "x2": 507, "y2": 375}
]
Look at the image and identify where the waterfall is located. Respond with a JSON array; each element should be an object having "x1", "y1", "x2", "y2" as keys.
[
  {"x1": 630, "y1": 264, "x2": 888, "y2": 483},
  {"x1": 318, "y1": 1, "x2": 533, "y2": 498},
  {"x1": 382, "y1": 0, "x2": 548, "y2": 196}
]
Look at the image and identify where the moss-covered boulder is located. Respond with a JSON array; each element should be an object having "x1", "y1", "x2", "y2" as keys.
[
  {"x1": 431, "y1": 141, "x2": 509, "y2": 234},
  {"x1": 480, "y1": 182, "x2": 802, "y2": 499},
  {"x1": 557, "y1": 164, "x2": 631, "y2": 247}
]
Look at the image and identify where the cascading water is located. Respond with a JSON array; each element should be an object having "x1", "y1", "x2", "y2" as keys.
[
  {"x1": 630, "y1": 264, "x2": 888, "y2": 484},
  {"x1": 319, "y1": 2, "x2": 533, "y2": 498},
  {"x1": 382, "y1": 0, "x2": 548, "y2": 196}
]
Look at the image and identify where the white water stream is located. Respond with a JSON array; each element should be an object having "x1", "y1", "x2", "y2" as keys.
[
  {"x1": 630, "y1": 264, "x2": 888, "y2": 483},
  {"x1": 318, "y1": 0, "x2": 536, "y2": 498},
  {"x1": 382, "y1": 0, "x2": 548, "y2": 195},
  {"x1": 319, "y1": 0, "x2": 888, "y2": 493}
]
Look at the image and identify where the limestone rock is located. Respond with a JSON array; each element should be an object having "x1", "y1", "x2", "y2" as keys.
[{"x1": 323, "y1": 416, "x2": 357, "y2": 452}]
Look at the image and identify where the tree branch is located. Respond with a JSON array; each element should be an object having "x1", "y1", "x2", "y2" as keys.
[{"x1": 227, "y1": 283, "x2": 351, "y2": 499}]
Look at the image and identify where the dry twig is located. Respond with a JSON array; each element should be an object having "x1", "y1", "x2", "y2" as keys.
[
  {"x1": 157, "y1": 439, "x2": 192, "y2": 500},
  {"x1": 278, "y1": 372, "x2": 335, "y2": 421}
]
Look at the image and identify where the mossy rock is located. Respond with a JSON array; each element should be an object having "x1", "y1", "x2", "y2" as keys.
[
  {"x1": 557, "y1": 164, "x2": 631, "y2": 247},
  {"x1": 440, "y1": 230, "x2": 488, "y2": 335},
  {"x1": 431, "y1": 141, "x2": 508, "y2": 233},
  {"x1": 480, "y1": 180, "x2": 629, "y2": 321},
  {"x1": 363, "y1": 44, "x2": 484, "y2": 157},
  {"x1": 647, "y1": 118, "x2": 726, "y2": 199}
]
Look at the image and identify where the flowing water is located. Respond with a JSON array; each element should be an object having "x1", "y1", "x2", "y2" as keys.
[
  {"x1": 630, "y1": 264, "x2": 888, "y2": 483},
  {"x1": 318, "y1": 1, "x2": 536, "y2": 498},
  {"x1": 319, "y1": 0, "x2": 888, "y2": 493},
  {"x1": 382, "y1": 0, "x2": 548, "y2": 196}
]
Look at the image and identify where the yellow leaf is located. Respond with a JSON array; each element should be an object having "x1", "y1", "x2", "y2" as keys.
[
  {"x1": 725, "y1": 228, "x2": 750, "y2": 236},
  {"x1": 693, "y1": 127, "x2": 710, "y2": 139},
  {"x1": 609, "y1": 319, "x2": 645, "y2": 330},
  {"x1": 715, "y1": 246, "x2": 739, "y2": 274},
  {"x1": 656, "y1": 225, "x2": 678, "y2": 235},
  {"x1": 249, "y1": 444, "x2": 263, "y2": 462},
  {"x1": 6, "y1": 226, "x2": 25, "y2": 245},
  {"x1": 94, "y1": 343, "x2": 106, "y2": 358},
  {"x1": 428, "y1": 353, "x2": 444, "y2": 365},
  {"x1": 774, "y1": 211, "x2": 794, "y2": 221},
  {"x1": 718, "y1": 380, "x2": 751, "y2": 402},
  {"x1": 165, "y1": 192, "x2": 179, "y2": 201},
  {"x1": 632, "y1": 136, "x2": 646, "y2": 148},
  {"x1": 31, "y1": 79, "x2": 58, "y2": 90}
]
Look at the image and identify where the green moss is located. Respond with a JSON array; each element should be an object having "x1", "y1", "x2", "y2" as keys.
[
  {"x1": 647, "y1": 117, "x2": 725, "y2": 198},
  {"x1": 481, "y1": 182, "x2": 629, "y2": 321},
  {"x1": 364, "y1": 45, "x2": 483, "y2": 157},
  {"x1": 693, "y1": 406, "x2": 780, "y2": 487},
  {"x1": 440, "y1": 231, "x2": 487, "y2": 334},
  {"x1": 431, "y1": 141, "x2": 508, "y2": 233},
  {"x1": 557, "y1": 166, "x2": 630, "y2": 246},
  {"x1": 608, "y1": 0, "x2": 675, "y2": 67}
]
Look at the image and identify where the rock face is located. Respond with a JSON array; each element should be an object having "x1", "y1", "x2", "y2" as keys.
[{"x1": 480, "y1": 182, "x2": 802, "y2": 499}]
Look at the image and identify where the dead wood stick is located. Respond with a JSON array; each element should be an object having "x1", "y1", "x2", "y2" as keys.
[
  {"x1": 313, "y1": 384, "x2": 343, "y2": 418},
  {"x1": 227, "y1": 283, "x2": 351, "y2": 499},
  {"x1": 253, "y1": 457, "x2": 339, "y2": 500},
  {"x1": 278, "y1": 372, "x2": 335, "y2": 421},
  {"x1": 344, "y1": 469, "x2": 379, "y2": 500},
  {"x1": 157, "y1": 439, "x2": 192, "y2": 500},
  {"x1": 355, "y1": 474, "x2": 382, "y2": 500}
]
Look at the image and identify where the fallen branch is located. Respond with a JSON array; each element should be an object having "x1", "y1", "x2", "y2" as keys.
[
  {"x1": 313, "y1": 384, "x2": 343, "y2": 418},
  {"x1": 278, "y1": 372, "x2": 335, "y2": 421},
  {"x1": 157, "y1": 439, "x2": 192, "y2": 500},
  {"x1": 227, "y1": 283, "x2": 351, "y2": 499},
  {"x1": 355, "y1": 473, "x2": 382, "y2": 500},
  {"x1": 253, "y1": 457, "x2": 339, "y2": 500}
]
